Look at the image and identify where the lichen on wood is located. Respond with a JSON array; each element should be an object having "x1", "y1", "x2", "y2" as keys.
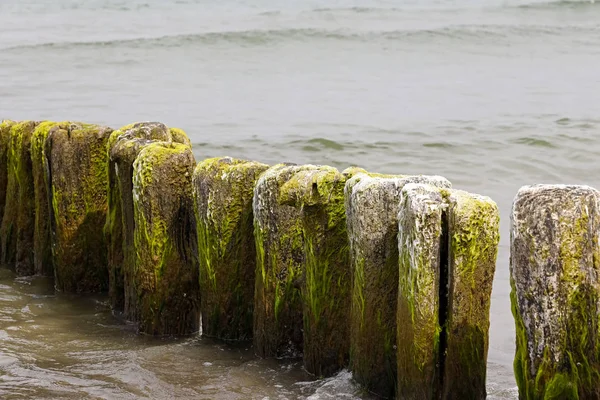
[
  {"x1": 192, "y1": 157, "x2": 269, "y2": 340},
  {"x1": 46, "y1": 123, "x2": 113, "y2": 292},
  {"x1": 132, "y1": 142, "x2": 199, "y2": 335},
  {"x1": 511, "y1": 184, "x2": 600, "y2": 400}
]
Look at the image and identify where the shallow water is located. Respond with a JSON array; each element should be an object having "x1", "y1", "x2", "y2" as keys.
[{"x1": 2, "y1": 0, "x2": 600, "y2": 398}]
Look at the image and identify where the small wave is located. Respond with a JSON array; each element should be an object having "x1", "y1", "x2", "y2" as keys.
[
  {"x1": 258, "y1": 10, "x2": 282, "y2": 16},
  {"x1": 1, "y1": 29, "x2": 359, "y2": 51},
  {"x1": 518, "y1": 0, "x2": 598, "y2": 10},
  {"x1": 295, "y1": 370, "x2": 373, "y2": 399},
  {"x1": 423, "y1": 142, "x2": 456, "y2": 149},
  {"x1": 310, "y1": 6, "x2": 405, "y2": 14},
  {"x1": 513, "y1": 137, "x2": 557, "y2": 148},
  {"x1": 305, "y1": 138, "x2": 345, "y2": 151},
  {"x1": 3, "y1": 24, "x2": 597, "y2": 52}
]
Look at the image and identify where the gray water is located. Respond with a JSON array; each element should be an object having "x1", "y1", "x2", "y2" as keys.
[{"x1": 1, "y1": 0, "x2": 600, "y2": 398}]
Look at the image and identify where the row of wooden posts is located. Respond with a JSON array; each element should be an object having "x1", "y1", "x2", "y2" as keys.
[{"x1": 0, "y1": 119, "x2": 597, "y2": 399}]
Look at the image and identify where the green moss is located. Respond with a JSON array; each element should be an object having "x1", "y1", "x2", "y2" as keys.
[
  {"x1": 169, "y1": 127, "x2": 191, "y2": 147},
  {"x1": 396, "y1": 184, "x2": 444, "y2": 399},
  {"x1": 513, "y1": 281, "x2": 595, "y2": 400},
  {"x1": 31, "y1": 121, "x2": 72, "y2": 276},
  {"x1": 105, "y1": 149, "x2": 125, "y2": 311},
  {"x1": 442, "y1": 190, "x2": 500, "y2": 398},
  {"x1": 47, "y1": 123, "x2": 112, "y2": 292},
  {"x1": 279, "y1": 165, "x2": 357, "y2": 377},
  {"x1": 352, "y1": 256, "x2": 366, "y2": 331},
  {"x1": 0, "y1": 121, "x2": 38, "y2": 275},
  {"x1": 105, "y1": 122, "x2": 177, "y2": 315},
  {"x1": 395, "y1": 185, "x2": 499, "y2": 398},
  {"x1": 132, "y1": 142, "x2": 199, "y2": 335},
  {"x1": 105, "y1": 125, "x2": 142, "y2": 313},
  {"x1": 344, "y1": 173, "x2": 406, "y2": 398},
  {"x1": 192, "y1": 157, "x2": 268, "y2": 340},
  {"x1": 345, "y1": 173, "x2": 451, "y2": 398},
  {"x1": 512, "y1": 280, "x2": 530, "y2": 398},
  {"x1": 544, "y1": 372, "x2": 579, "y2": 400},
  {"x1": 0, "y1": 120, "x2": 15, "y2": 262},
  {"x1": 253, "y1": 164, "x2": 315, "y2": 358}
]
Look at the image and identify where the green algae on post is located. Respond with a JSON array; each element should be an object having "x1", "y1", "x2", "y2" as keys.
[
  {"x1": 0, "y1": 120, "x2": 15, "y2": 255},
  {"x1": 192, "y1": 157, "x2": 269, "y2": 340},
  {"x1": 397, "y1": 184, "x2": 499, "y2": 399},
  {"x1": 132, "y1": 142, "x2": 199, "y2": 335},
  {"x1": 253, "y1": 164, "x2": 319, "y2": 358},
  {"x1": 0, "y1": 121, "x2": 38, "y2": 275},
  {"x1": 344, "y1": 173, "x2": 451, "y2": 398},
  {"x1": 443, "y1": 189, "x2": 499, "y2": 399},
  {"x1": 169, "y1": 127, "x2": 191, "y2": 147},
  {"x1": 31, "y1": 121, "x2": 68, "y2": 276},
  {"x1": 46, "y1": 123, "x2": 113, "y2": 292},
  {"x1": 106, "y1": 122, "x2": 171, "y2": 314},
  {"x1": 0, "y1": 120, "x2": 19, "y2": 269},
  {"x1": 105, "y1": 122, "x2": 190, "y2": 314},
  {"x1": 397, "y1": 183, "x2": 445, "y2": 399},
  {"x1": 279, "y1": 166, "x2": 363, "y2": 377},
  {"x1": 510, "y1": 184, "x2": 600, "y2": 400}
]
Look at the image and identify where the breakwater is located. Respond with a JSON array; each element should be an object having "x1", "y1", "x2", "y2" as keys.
[{"x1": 1, "y1": 119, "x2": 598, "y2": 399}]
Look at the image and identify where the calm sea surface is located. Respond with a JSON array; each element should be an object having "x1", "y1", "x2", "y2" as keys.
[{"x1": 1, "y1": 0, "x2": 600, "y2": 398}]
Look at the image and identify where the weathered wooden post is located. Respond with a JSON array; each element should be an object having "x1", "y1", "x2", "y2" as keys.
[
  {"x1": 0, "y1": 120, "x2": 14, "y2": 252},
  {"x1": 253, "y1": 164, "x2": 319, "y2": 358},
  {"x1": 31, "y1": 121, "x2": 66, "y2": 276},
  {"x1": 106, "y1": 122, "x2": 189, "y2": 315},
  {"x1": 192, "y1": 157, "x2": 268, "y2": 340},
  {"x1": 345, "y1": 173, "x2": 451, "y2": 398},
  {"x1": 442, "y1": 189, "x2": 499, "y2": 398},
  {"x1": 511, "y1": 184, "x2": 600, "y2": 399},
  {"x1": 132, "y1": 142, "x2": 199, "y2": 335},
  {"x1": 397, "y1": 183, "x2": 499, "y2": 399},
  {"x1": 46, "y1": 123, "x2": 112, "y2": 292},
  {"x1": 279, "y1": 166, "x2": 362, "y2": 377},
  {"x1": 0, "y1": 121, "x2": 38, "y2": 275},
  {"x1": 397, "y1": 183, "x2": 445, "y2": 399}
]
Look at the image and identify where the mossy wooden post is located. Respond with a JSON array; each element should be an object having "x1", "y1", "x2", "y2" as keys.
[
  {"x1": 132, "y1": 142, "x2": 199, "y2": 335},
  {"x1": 279, "y1": 166, "x2": 364, "y2": 377},
  {"x1": 397, "y1": 183, "x2": 445, "y2": 399},
  {"x1": 46, "y1": 123, "x2": 112, "y2": 292},
  {"x1": 0, "y1": 120, "x2": 15, "y2": 255},
  {"x1": 0, "y1": 120, "x2": 18, "y2": 269},
  {"x1": 442, "y1": 189, "x2": 499, "y2": 398},
  {"x1": 106, "y1": 122, "x2": 187, "y2": 314},
  {"x1": 397, "y1": 184, "x2": 499, "y2": 399},
  {"x1": 31, "y1": 121, "x2": 66, "y2": 276},
  {"x1": 511, "y1": 184, "x2": 600, "y2": 399},
  {"x1": 192, "y1": 157, "x2": 268, "y2": 340},
  {"x1": 0, "y1": 121, "x2": 38, "y2": 275},
  {"x1": 253, "y1": 164, "x2": 319, "y2": 358},
  {"x1": 344, "y1": 173, "x2": 451, "y2": 398}
]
